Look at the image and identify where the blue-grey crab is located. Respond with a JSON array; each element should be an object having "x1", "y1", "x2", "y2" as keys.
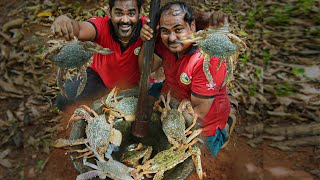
[
  {"x1": 102, "y1": 87, "x2": 138, "y2": 122},
  {"x1": 131, "y1": 131, "x2": 203, "y2": 180},
  {"x1": 77, "y1": 144, "x2": 136, "y2": 180},
  {"x1": 154, "y1": 91, "x2": 199, "y2": 149},
  {"x1": 180, "y1": 19, "x2": 247, "y2": 87},
  {"x1": 53, "y1": 105, "x2": 122, "y2": 160},
  {"x1": 44, "y1": 37, "x2": 112, "y2": 99}
]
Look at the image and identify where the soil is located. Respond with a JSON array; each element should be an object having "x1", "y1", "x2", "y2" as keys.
[
  {"x1": 0, "y1": 0, "x2": 318, "y2": 180},
  {"x1": 27, "y1": 127, "x2": 315, "y2": 180}
]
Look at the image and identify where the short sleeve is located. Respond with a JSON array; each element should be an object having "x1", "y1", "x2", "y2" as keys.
[
  {"x1": 86, "y1": 16, "x2": 110, "y2": 44},
  {"x1": 191, "y1": 57, "x2": 227, "y2": 97}
]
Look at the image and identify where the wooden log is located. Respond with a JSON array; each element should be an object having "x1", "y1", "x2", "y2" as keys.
[
  {"x1": 270, "y1": 136, "x2": 320, "y2": 150},
  {"x1": 264, "y1": 123, "x2": 320, "y2": 137}
]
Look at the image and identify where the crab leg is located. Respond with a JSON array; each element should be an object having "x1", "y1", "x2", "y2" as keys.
[
  {"x1": 57, "y1": 68, "x2": 68, "y2": 98},
  {"x1": 66, "y1": 147, "x2": 90, "y2": 153},
  {"x1": 53, "y1": 138, "x2": 89, "y2": 148},
  {"x1": 222, "y1": 55, "x2": 234, "y2": 87},
  {"x1": 153, "y1": 171, "x2": 165, "y2": 180},
  {"x1": 190, "y1": 147, "x2": 203, "y2": 180},
  {"x1": 65, "y1": 116, "x2": 83, "y2": 130},
  {"x1": 76, "y1": 65, "x2": 87, "y2": 99},
  {"x1": 203, "y1": 53, "x2": 216, "y2": 88},
  {"x1": 79, "y1": 105, "x2": 98, "y2": 117},
  {"x1": 134, "y1": 170, "x2": 157, "y2": 180},
  {"x1": 184, "y1": 113, "x2": 198, "y2": 134}
]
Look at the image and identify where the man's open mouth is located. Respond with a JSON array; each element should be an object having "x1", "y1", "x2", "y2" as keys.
[{"x1": 120, "y1": 25, "x2": 131, "y2": 31}]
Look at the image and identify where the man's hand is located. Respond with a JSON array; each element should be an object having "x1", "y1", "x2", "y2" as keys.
[
  {"x1": 140, "y1": 18, "x2": 154, "y2": 41},
  {"x1": 209, "y1": 11, "x2": 230, "y2": 29},
  {"x1": 51, "y1": 15, "x2": 78, "y2": 41}
]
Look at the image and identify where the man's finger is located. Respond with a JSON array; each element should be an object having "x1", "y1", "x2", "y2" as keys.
[
  {"x1": 66, "y1": 22, "x2": 74, "y2": 40},
  {"x1": 54, "y1": 25, "x2": 63, "y2": 37},
  {"x1": 61, "y1": 24, "x2": 70, "y2": 40}
]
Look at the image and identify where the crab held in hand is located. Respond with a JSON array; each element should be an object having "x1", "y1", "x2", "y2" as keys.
[
  {"x1": 53, "y1": 105, "x2": 122, "y2": 160},
  {"x1": 131, "y1": 129, "x2": 203, "y2": 180},
  {"x1": 180, "y1": 19, "x2": 247, "y2": 87},
  {"x1": 102, "y1": 87, "x2": 138, "y2": 122},
  {"x1": 77, "y1": 144, "x2": 136, "y2": 180},
  {"x1": 154, "y1": 91, "x2": 199, "y2": 149},
  {"x1": 43, "y1": 37, "x2": 112, "y2": 99}
]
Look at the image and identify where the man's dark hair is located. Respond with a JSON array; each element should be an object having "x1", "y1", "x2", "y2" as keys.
[
  {"x1": 159, "y1": 2, "x2": 195, "y2": 27},
  {"x1": 108, "y1": 0, "x2": 144, "y2": 13}
]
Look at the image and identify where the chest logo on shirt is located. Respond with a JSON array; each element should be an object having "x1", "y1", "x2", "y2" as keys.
[
  {"x1": 180, "y1": 72, "x2": 191, "y2": 85},
  {"x1": 134, "y1": 47, "x2": 141, "y2": 56}
]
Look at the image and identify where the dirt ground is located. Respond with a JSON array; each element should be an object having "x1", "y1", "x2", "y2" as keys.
[
  {"x1": 26, "y1": 125, "x2": 315, "y2": 180},
  {"x1": 0, "y1": 0, "x2": 319, "y2": 180}
]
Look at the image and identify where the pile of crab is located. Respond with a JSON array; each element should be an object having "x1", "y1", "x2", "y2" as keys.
[{"x1": 53, "y1": 88, "x2": 204, "y2": 180}]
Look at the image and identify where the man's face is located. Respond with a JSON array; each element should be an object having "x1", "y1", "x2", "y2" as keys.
[
  {"x1": 159, "y1": 5, "x2": 195, "y2": 54},
  {"x1": 110, "y1": 0, "x2": 140, "y2": 38}
]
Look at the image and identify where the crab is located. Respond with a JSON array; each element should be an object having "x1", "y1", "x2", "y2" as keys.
[
  {"x1": 77, "y1": 144, "x2": 136, "y2": 180},
  {"x1": 43, "y1": 37, "x2": 112, "y2": 99},
  {"x1": 131, "y1": 129, "x2": 203, "y2": 180},
  {"x1": 102, "y1": 87, "x2": 138, "y2": 122},
  {"x1": 180, "y1": 18, "x2": 247, "y2": 87},
  {"x1": 53, "y1": 105, "x2": 122, "y2": 160},
  {"x1": 121, "y1": 143, "x2": 153, "y2": 168},
  {"x1": 154, "y1": 91, "x2": 199, "y2": 149}
]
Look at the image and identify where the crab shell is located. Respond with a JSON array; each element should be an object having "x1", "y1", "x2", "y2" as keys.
[
  {"x1": 47, "y1": 41, "x2": 95, "y2": 69},
  {"x1": 113, "y1": 97, "x2": 139, "y2": 117},
  {"x1": 85, "y1": 114, "x2": 121, "y2": 149},
  {"x1": 161, "y1": 109, "x2": 186, "y2": 146}
]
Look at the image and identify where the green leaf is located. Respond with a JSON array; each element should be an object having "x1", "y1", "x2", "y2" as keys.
[
  {"x1": 249, "y1": 84, "x2": 257, "y2": 96},
  {"x1": 292, "y1": 67, "x2": 305, "y2": 76},
  {"x1": 275, "y1": 83, "x2": 297, "y2": 96}
]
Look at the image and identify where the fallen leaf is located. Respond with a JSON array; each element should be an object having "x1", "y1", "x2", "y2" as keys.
[{"x1": 36, "y1": 11, "x2": 52, "y2": 17}]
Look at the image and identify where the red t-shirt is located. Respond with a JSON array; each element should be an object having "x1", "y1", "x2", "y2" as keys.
[
  {"x1": 87, "y1": 16, "x2": 147, "y2": 89},
  {"x1": 155, "y1": 41, "x2": 230, "y2": 136}
]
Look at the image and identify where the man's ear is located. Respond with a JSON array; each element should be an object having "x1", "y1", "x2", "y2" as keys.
[
  {"x1": 108, "y1": 8, "x2": 111, "y2": 16},
  {"x1": 191, "y1": 20, "x2": 196, "y2": 32}
]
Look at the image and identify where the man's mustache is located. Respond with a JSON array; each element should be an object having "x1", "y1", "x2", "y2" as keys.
[{"x1": 168, "y1": 40, "x2": 181, "y2": 46}]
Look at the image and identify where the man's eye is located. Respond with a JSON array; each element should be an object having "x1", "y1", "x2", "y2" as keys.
[
  {"x1": 161, "y1": 29, "x2": 168, "y2": 34},
  {"x1": 129, "y1": 12, "x2": 135, "y2": 16},
  {"x1": 176, "y1": 29, "x2": 183, "y2": 33},
  {"x1": 115, "y1": 12, "x2": 122, "y2": 16}
]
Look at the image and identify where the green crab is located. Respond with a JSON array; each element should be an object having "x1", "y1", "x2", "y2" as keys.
[
  {"x1": 53, "y1": 105, "x2": 122, "y2": 160},
  {"x1": 77, "y1": 144, "x2": 136, "y2": 180},
  {"x1": 43, "y1": 37, "x2": 112, "y2": 99},
  {"x1": 102, "y1": 87, "x2": 138, "y2": 122},
  {"x1": 154, "y1": 91, "x2": 199, "y2": 149},
  {"x1": 121, "y1": 143, "x2": 153, "y2": 168},
  {"x1": 131, "y1": 130, "x2": 203, "y2": 180},
  {"x1": 180, "y1": 19, "x2": 247, "y2": 87}
]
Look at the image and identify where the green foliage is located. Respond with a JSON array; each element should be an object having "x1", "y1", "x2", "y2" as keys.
[
  {"x1": 297, "y1": 0, "x2": 317, "y2": 15},
  {"x1": 292, "y1": 67, "x2": 305, "y2": 77},
  {"x1": 95, "y1": 9, "x2": 105, "y2": 17},
  {"x1": 249, "y1": 84, "x2": 257, "y2": 96},
  {"x1": 275, "y1": 83, "x2": 297, "y2": 96},
  {"x1": 35, "y1": 160, "x2": 44, "y2": 173},
  {"x1": 255, "y1": 68, "x2": 263, "y2": 79},
  {"x1": 239, "y1": 52, "x2": 249, "y2": 64},
  {"x1": 264, "y1": 6, "x2": 291, "y2": 25},
  {"x1": 262, "y1": 50, "x2": 272, "y2": 64}
]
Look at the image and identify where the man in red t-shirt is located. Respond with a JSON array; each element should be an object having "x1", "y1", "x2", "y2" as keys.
[
  {"x1": 51, "y1": 0, "x2": 148, "y2": 111},
  {"x1": 140, "y1": 2, "x2": 236, "y2": 156}
]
